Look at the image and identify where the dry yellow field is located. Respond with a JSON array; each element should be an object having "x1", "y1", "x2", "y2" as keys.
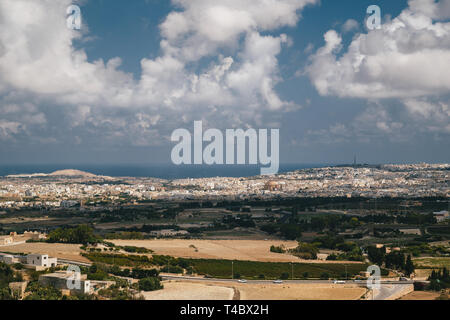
[
  {"x1": 111, "y1": 239, "x2": 361, "y2": 263},
  {"x1": 142, "y1": 281, "x2": 235, "y2": 300},
  {"x1": 143, "y1": 280, "x2": 366, "y2": 300},
  {"x1": 238, "y1": 283, "x2": 366, "y2": 300},
  {"x1": 0, "y1": 242, "x2": 88, "y2": 262},
  {"x1": 414, "y1": 269, "x2": 433, "y2": 279},
  {"x1": 399, "y1": 291, "x2": 442, "y2": 300}
]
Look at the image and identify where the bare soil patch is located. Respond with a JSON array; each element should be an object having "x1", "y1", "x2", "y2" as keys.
[
  {"x1": 237, "y1": 283, "x2": 366, "y2": 300},
  {"x1": 143, "y1": 280, "x2": 366, "y2": 300},
  {"x1": 0, "y1": 242, "x2": 88, "y2": 262},
  {"x1": 141, "y1": 281, "x2": 234, "y2": 300},
  {"x1": 399, "y1": 291, "x2": 442, "y2": 300}
]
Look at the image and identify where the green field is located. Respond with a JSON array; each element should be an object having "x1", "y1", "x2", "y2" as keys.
[
  {"x1": 187, "y1": 259, "x2": 370, "y2": 280},
  {"x1": 413, "y1": 257, "x2": 450, "y2": 269},
  {"x1": 82, "y1": 252, "x2": 374, "y2": 280}
]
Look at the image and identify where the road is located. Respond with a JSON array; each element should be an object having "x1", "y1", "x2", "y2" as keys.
[
  {"x1": 160, "y1": 275, "x2": 414, "y2": 286},
  {"x1": 372, "y1": 284, "x2": 414, "y2": 300},
  {"x1": 161, "y1": 275, "x2": 415, "y2": 300}
]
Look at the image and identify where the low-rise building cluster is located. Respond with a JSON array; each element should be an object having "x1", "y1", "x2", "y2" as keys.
[{"x1": 0, "y1": 164, "x2": 448, "y2": 208}]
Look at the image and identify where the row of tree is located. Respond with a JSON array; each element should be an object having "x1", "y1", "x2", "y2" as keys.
[
  {"x1": 367, "y1": 246, "x2": 415, "y2": 276},
  {"x1": 47, "y1": 225, "x2": 101, "y2": 245},
  {"x1": 428, "y1": 268, "x2": 450, "y2": 291}
]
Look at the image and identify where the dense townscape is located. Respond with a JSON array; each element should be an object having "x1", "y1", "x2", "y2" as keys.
[{"x1": 0, "y1": 164, "x2": 448, "y2": 210}]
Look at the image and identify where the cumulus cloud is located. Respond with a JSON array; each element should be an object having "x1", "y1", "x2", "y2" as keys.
[
  {"x1": 0, "y1": 0, "x2": 318, "y2": 147},
  {"x1": 307, "y1": 0, "x2": 450, "y2": 99}
]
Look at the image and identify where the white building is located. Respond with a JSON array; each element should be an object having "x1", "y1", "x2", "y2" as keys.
[
  {"x1": 39, "y1": 272, "x2": 91, "y2": 295},
  {"x1": 26, "y1": 254, "x2": 57, "y2": 268},
  {"x1": 434, "y1": 211, "x2": 449, "y2": 223},
  {"x1": 0, "y1": 253, "x2": 19, "y2": 264},
  {"x1": 60, "y1": 200, "x2": 79, "y2": 208}
]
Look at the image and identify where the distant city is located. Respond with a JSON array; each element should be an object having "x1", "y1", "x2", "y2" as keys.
[{"x1": 0, "y1": 163, "x2": 448, "y2": 210}]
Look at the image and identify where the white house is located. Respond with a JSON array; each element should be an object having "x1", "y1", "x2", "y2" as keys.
[
  {"x1": 434, "y1": 211, "x2": 449, "y2": 223},
  {"x1": 26, "y1": 254, "x2": 57, "y2": 268},
  {"x1": 39, "y1": 272, "x2": 91, "y2": 295},
  {"x1": 0, "y1": 254, "x2": 19, "y2": 264}
]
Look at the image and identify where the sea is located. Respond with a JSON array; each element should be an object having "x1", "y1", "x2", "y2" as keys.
[{"x1": 0, "y1": 164, "x2": 332, "y2": 180}]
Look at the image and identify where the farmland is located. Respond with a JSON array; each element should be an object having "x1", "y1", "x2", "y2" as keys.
[
  {"x1": 188, "y1": 259, "x2": 367, "y2": 280},
  {"x1": 413, "y1": 257, "x2": 450, "y2": 269},
  {"x1": 142, "y1": 280, "x2": 367, "y2": 300},
  {"x1": 82, "y1": 251, "x2": 368, "y2": 280},
  {"x1": 141, "y1": 281, "x2": 235, "y2": 300},
  {"x1": 110, "y1": 239, "x2": 299, "y2": 262},
  {"x1": 109, "y1": 239, "x2": 362, "y2": 263}
]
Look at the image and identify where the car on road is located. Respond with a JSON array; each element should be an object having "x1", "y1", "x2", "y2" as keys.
[
  {"x1": 399, "y1": 277, "x2": 409, "y2": 281},
  {"x1": 237, "y1": 279, "x2": 247, "y2": 283},
  {"x1": 273, "y1": 280, "x2": 283, "y2": 284},
  {"x1": 333, "y1": 280, "x2": 346, "y2": 284}
]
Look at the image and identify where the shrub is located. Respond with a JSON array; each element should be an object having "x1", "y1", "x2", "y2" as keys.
[
  {"x1": 138, "y1": 277, "x2": 163, "y2": 292},
  {"x1": 270, "y1": 245, "x2": 286, "y2": 254},
  {"x1": 280, "y1": 272, "x2": 290, "y2": 280},
  {"x1": 320, "y1": 272, "x2": 330, "y2": 280}
]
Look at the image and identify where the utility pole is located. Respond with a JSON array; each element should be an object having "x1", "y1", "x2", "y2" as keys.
[{"x1": 231, "y1": 261, "x2": 234, "y2": 280}]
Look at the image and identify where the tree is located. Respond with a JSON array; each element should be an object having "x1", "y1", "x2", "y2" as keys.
[
  {"x1": 47, "y1": 225, "x2": 100, "y2": 245},
  {"x1": 24, "y1": 282, "x2": 63, "y2": 300},
  {"x1": 320, "y1": 272, "x2": 330, "y2": 280},
  {"x1": 367, "y1": 246, "x2": 385, "y2": 266},
  {"x1": 404, "y1": 255, "x2": 415, "y2": 277},
  {"x1": 385, "y1": 252, "x2": 405, "y2": 270},
  {"x1": 291, "y1": 242, "x2": 319, "y2": 260},
  {"x1": 0, "y1": 287, "x2": 13, "y2": 300},
  {"x1": 279, "y1": 224, "x2": 302, "y2": 240},
  {"x1": 138, "y1": 277, "x2": 163, "y2": 292},
  {"x1": 270, "y1": 245, "x2": 286, "y2": 253},
  {"x1": 280, "y1": 273, "x2": 290, "y2": 280}
]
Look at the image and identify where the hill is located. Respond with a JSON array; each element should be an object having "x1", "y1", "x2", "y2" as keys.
[{"x1": 49, "y1": 169, "x2": 97, "y2": 177}]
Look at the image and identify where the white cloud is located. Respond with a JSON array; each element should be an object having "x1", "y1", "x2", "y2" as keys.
[
  {"x1": 403, "y1": 98, "x2": 450, "y2": 133},
  {"x1": 0, "y1": 0, "x2": 318, "y2": 145},
  {"x1": 307, "y1": 0, "x2": 450, "y2": 99}
]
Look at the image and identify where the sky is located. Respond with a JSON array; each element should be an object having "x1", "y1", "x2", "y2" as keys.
[{"x1": 0, "y1": 0, "x2": 449, "y2": 166}]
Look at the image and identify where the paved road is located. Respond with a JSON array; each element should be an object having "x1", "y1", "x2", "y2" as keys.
[
  {"x1": 162, "y1": 275, "x2": 416, "y2": 300},
  {"x1": 372, "y1": 284, "x2": 414, "y2": 300},
  {"x1": 161, "y1": 275, "x2": 414, "y2": 286}
]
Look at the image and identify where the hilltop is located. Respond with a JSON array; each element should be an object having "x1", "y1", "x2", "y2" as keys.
[
  {"x1": 6, "y1": 169, "x2": 99, "y2": 178},
  {"x1": 49, "y1": 169, "x2": 97, "y2": 177}
]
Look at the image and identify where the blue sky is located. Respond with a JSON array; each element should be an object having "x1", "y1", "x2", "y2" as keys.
[{"x1": 0, "y1": 0, "x2": 448, "y2": 166}]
